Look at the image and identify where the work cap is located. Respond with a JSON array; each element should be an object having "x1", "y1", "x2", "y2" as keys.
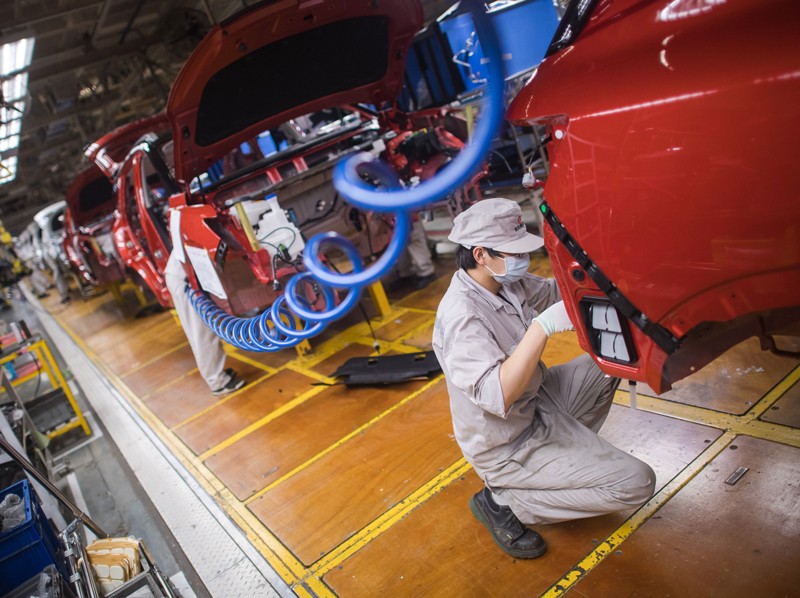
[{"x1": 448, "y1": 198, "x2": 544, "y2": 254}]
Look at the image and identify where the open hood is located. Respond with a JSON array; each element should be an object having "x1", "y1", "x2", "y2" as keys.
[
  {"x1": 65, "y1": 165, "x2": 115, "y2": 227},
  {"x1": 166, "y1": 0, "x2": 423, "y2": 183},
  {"x1": 85, "y1": 113, "x2": 171, "y2": 180}
]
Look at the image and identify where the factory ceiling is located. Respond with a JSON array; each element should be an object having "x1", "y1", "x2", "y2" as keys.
[{"x1": 0, "y1": 0, "x2": 453, "y2": 235}]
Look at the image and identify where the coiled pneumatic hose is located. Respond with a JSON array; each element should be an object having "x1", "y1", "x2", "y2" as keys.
[{"x1": 188, "y1": 0, "x2": 505, "y2": 352}]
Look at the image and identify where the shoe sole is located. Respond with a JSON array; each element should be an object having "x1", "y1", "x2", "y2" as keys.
[{"x1": 469, "y1": 495, "x2": 547, "y2": 559}]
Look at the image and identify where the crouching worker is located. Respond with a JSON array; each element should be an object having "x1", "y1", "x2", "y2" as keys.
[{"x1": 432, "y1": 198, "x2": 655, "y2": 559}]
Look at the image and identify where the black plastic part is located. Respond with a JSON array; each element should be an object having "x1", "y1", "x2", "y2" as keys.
[{"x1": 331, "y1": 351, "x2": 442, "y2": 387}]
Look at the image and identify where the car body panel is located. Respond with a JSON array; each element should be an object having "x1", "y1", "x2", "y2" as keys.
[
  {"x1": 62, "y1": 165, "x2": 124, "y2": 286},
  {"x1": 86, "y1": 116, "x2": 174, "y2": 305},
  {"x1": 507, "y1": 0, "x2": 800, "y2": 392}
]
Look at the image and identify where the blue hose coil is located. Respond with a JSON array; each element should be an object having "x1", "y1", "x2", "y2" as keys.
[{"x1": 188, "y1": 0, "x2": 505, "y2": 351}]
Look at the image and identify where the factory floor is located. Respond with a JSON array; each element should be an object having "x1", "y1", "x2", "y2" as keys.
[{"x1": 24, "y1": 250, "x2": 800, "y2": 597}]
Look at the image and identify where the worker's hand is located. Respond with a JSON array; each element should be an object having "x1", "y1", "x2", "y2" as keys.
[{"x1": 532, "y1": 300, "x2": 574, "y2": 337}]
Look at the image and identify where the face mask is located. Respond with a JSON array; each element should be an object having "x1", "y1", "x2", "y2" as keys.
[{"x1": 484, "y1": 254, "x2": 530, "y2": 284}]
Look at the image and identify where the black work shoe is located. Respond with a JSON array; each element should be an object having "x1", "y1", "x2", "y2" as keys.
[
  {"x1": 414, "y1": 273, "x2": 436, "y2": 290},
  {"x1": 469, "y1": 488, "x2": 547, "y2": 559},
  {"x1": 212, "y1": 369, "x2": 245, "y2": 396}
]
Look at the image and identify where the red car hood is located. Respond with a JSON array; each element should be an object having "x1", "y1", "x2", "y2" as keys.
[
  {"x1": 166, "y1": 0, "x2": 423, "y2": 183},
  {"x1": 85, "y1": 113, "x2": 171, "y2": 179}
]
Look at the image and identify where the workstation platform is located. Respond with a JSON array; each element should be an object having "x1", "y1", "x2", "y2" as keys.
[{"x1": 26, "y1": 252, "x2": 800, "y2": 597}]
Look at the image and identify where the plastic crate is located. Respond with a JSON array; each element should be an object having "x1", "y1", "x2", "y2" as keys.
[
  {"x1": 0, "y1": 479, "x2": 65, "y2": 595},
  {"x1": 5, "y1": 564, "x2": 64, "y2": 598}
]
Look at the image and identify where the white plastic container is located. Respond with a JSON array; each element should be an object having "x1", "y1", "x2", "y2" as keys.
[{"x1": 256, "y1": 195, "x2": 305, "y2": 260}]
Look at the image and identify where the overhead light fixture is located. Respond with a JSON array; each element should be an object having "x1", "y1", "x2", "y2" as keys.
[{"x1": 0, "y1": 34, "x2": 35, "y2": 185}]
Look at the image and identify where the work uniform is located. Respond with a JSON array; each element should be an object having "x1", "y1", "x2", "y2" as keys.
[
  {"x1": 164, "y1": 250, "x2": 229, "y2": 391},
  {"x1": 397, "y1": 217, "x2": 435, "y2": 279},
  {"x1": 432, "y1": 269, "x2": 655, "y2": 525}
]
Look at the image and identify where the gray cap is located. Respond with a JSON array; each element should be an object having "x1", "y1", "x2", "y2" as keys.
[{"x1": 448, "y1": 198, "x2": 544, "y2": 254}]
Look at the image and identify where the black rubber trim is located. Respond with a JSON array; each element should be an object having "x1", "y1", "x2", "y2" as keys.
[{"x1": 540, "y1": 201, "x2": 681, "y2": 354}]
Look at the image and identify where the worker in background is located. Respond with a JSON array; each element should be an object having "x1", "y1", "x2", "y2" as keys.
[
  {"x1": 432, "y1": 198, "x2": 655, "y2": 559},
  {"x1": 391, "y1": 215, "x2": 437, "y2": 291},
  {"x1": 164, "y1": 249, "x2": 245, "y2": 396}
]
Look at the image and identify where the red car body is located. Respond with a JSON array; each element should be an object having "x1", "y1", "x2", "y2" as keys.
[
  {"x1": 165, "y1": 0, "x2": 482, "y2": 316},
  {"x1": 85, "y1": 114, "x2": 175, "y2": 306},
  {"x1": 507, "y1": 0, "x2": 800, "y2": 393},
  {"x1": 62, "y1": 165, "x2": 123, "y2": 286}
]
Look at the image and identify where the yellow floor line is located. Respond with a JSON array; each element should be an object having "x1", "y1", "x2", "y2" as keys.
[
  {"x1": 244, "y1": 375, "x2": 443, "y2": 504},
  {"x1": 743, "y1": 365, "x2": 800, "y2": 419},
  {"x1": 542, "y1": 431, "x2": 736, "y2": 597},
  {"x1": 613, "y1": 382, "x2": 800, "y2": 448},
  {"x1": 198, "y1": 383, "x2": 330, "y2": 460},
  {"x1": 121, "y1": 340, "x2": 190, "y2": 376},
  {"x1": 283, "y1": 362, "x2": 337, "y2": 384},
  {"x1": 172, "y1": 370, "x2": 275, "y2": 430},
  {"x1": 224, "y1": 347, "x2": 280, "y2": 374},
  {"x1": 392, "y1": 316, "x2": 436, "y2": 345},
  {"x1": 308, "y1": 458, "x2": 473, "y2": 577},
  {"x1": 298, "y1": 577, "x2": 337, "y2": 598}
]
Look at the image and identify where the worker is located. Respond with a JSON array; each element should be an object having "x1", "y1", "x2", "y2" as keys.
[
  {"x1": 391, "y1": 215, "x2": 437, "y2": 291},
  {"x1": 432, "y1": 198, "x2": 655, "y2": 558},
  {"x1": 164, "y1": 249, "x2": 245, "y2": 396}
]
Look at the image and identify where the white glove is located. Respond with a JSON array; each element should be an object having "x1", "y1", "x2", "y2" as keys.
[{"x1": 533, "y1": 300, "x2": 574, "y2": 336}]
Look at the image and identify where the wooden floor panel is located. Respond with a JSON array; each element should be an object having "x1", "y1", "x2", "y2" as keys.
[
  {"x1": 760, "y1": 379, "x2": 800, "y2": 427},
  {"x1": 249, "y1": 379, "x2": 460, "y2": 565},
  {"x1": 121, "y1": 343, "x2": 195, "y2": 398},
  {"x1": 175, "y1": 369, "x2": 316, "y2": 454},
  {"x1": 373, "y1": 310, "x2": 432, "y2": 343},
  {"x1": 136, "y1": 355, "x2": 266, "y2": 428},
  {"x1": 620, "y1": 337, "x2": 800, "y2": 413},
  {"x1": 323, "y1": 405, "x2": 720, "y2": 596},
  {"x1": 205, "y1": 379, "x2": 429, "y2": 500},
  {"x1": 574, "y1": 435, "x2": 800, "y2": 597}
]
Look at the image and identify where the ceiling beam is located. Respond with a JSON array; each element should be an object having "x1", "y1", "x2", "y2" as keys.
[
  {"x1": 27, "y1": 33, "x2": 162, "y2": 84},
  {"x1": 0, "y1": 0, "x2": 102, "y2": 31}
]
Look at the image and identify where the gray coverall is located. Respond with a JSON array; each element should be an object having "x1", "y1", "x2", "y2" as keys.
[
  {"x1": 397, "y1": 217, "x2": 435, "y2": 279},
  {"x1": 432, "y1": 269, "x2": 655, "y2": 525},
  {"x1": 164, "y1": 250, "x2": 230, "y2": 391}
]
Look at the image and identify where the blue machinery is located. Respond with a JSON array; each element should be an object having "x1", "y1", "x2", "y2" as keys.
[{"x1": 188, "y1": 0, "x2": 505, "y2": 352}]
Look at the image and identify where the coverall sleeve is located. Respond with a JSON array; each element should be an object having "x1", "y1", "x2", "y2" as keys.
[
  {"x1": 441, "y1": 310, "x2": 508, "y2": 418},
  {"x1": 522, "y1": 274, "x2": 561, "y2": 314}
]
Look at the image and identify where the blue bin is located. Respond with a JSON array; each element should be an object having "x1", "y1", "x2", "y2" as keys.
[{"x1": 0, "y1": 479, "x2": 65, "y2": 595}]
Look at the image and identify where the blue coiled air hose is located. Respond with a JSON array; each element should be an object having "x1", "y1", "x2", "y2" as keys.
[{"x1": 188, "y1": 0, "x2": 505, "y2": 351}]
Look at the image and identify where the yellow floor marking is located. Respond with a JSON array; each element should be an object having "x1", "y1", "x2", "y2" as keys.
[
  {"x1": 613, "y1": 369, "x2": 800, "y2": 449},
  {"x1": 308, "y1": 458, "x2": 473, "y2": 577},
  {"x1": 743, "y1": 365, "x2": 800, "y2": 418},
  {"x1": 198, "y1": 383, "x2": 331, "y2": 460},
  {"x1": 283, "y1": 362, "x2": 337, "y2": 384},
  {"x1": 224, "y1": 346, "x2": 280, "y2": 374},
  {"x1": 121, "y1": 340, "x2": 190, "y2": 377},
  {"x1": 542, "y1": 431, "x2": 736, "y2": 597},
  {"x1": 298, "y1": 576, "x2": 337, "y2": 598},
  {"x1": 245, "y1": 375, "x2": 443, "y2": 504},
  {"x1": 171, "y1": 370, "x2": 274, "y2": 430}
]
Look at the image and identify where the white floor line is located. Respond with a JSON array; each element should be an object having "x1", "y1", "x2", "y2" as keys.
[{"x1": 29, "y1": 292, "x2": 295, "y2": 598}]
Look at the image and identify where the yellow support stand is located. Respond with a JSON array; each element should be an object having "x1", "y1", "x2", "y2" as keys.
[
  {"x1": 0, "y1": 337, "x2": 91, "y2": 439},
  {"x1": 368, "y1": 281, "x2": 392, "y2": 319}
]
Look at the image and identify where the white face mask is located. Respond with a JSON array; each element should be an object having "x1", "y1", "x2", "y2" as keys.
[{"x1": 484, "y1": 254, "x2": 530, "y2": 284}]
